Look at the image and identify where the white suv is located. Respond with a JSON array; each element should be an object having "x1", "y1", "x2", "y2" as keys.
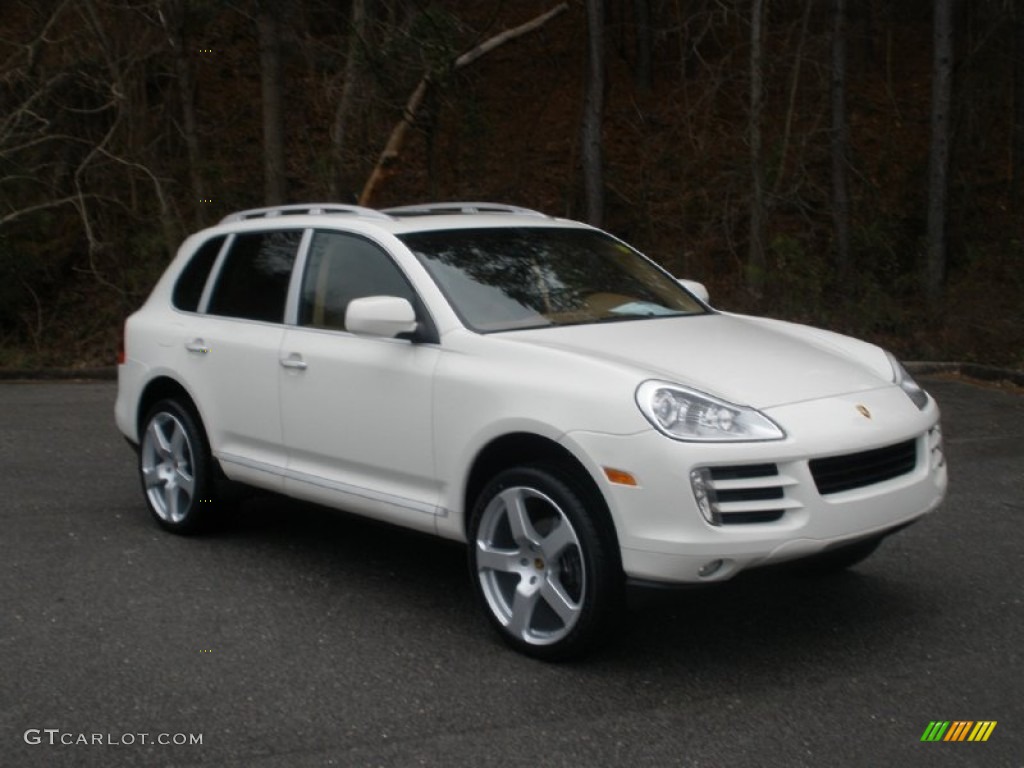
[{"x1": 116, "y1": 202, "x2": 947, "y2": 659}]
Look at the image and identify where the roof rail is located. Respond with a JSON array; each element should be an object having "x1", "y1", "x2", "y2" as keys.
[
  {"x1": 219, "y1": 203, "x2": 391, "y2": 224},
  {"x1": 381, "y1": 202, "x2": 548, "y2": 218}
]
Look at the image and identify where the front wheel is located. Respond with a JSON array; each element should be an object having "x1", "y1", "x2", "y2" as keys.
[
  {"x1": 468, "y1": 466, "x2": 622, "y2": 660},
  {"x1": 138, "y1": 399, "x2": 218, "y2": 534}
]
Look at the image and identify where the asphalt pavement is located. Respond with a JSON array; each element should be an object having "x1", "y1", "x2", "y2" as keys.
[{"x1": 0, "y1": 376, "x2": 1021, "y2": 768}]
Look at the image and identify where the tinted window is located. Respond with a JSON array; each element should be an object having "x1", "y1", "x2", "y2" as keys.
[
  {"x1": 299, "y1": 231, "x2": 416, "y2": 330},
  {"x1": 172, "y1": 235, "x2": 225, "y2": 312},
  {"x1": 207, "y1": 230, "x2": 302, "y2": 322},
  {"x1": 400, "y1": 227, "x2": 706, "y2": 332}
]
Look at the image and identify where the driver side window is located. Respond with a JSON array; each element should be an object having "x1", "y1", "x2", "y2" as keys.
[{"x1": 298, "y1": 230, "x2": 416, "y2": 331}]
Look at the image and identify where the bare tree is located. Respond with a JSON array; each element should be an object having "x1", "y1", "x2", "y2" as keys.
[
  {"x1": 582, "y1": 0, "x2": 606, "y2": 226},
  {"x1": 747, "y1": 0, "x2": 766, "y2": 298},
  {"x1": 831, "y1": 0, "x2": 851, "y2": 282},
  {"x1": 772, "y1": 0, "x2": 813, "y2": 197},
  {"x1": 358, "y1": 4, "x2": 569, "y2": 206},
  {"x1": 1014, "y1": 2, "x2": 1024, "y2": 208},
  {"x1": 329, "y1": 0, "x2": 366, "y2": 201},
  {"x1": 159, "y1": 0, "x2": 206, "y2": 227},
  {"x1": 926, "y1": 0, "x2": 954, "y2": 309},
  {"x1": 0, "y1": 0, "x2": 184, "y2": 358},
  {"x1": 259, "y1": 0, "x2": 286, "y2": 205},
  {"x1": 634, "y1": 0, "x2": 653, "y2": 91}
]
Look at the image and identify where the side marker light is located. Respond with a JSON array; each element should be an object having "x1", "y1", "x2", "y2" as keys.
[{"x1": 603, "y1": 468, "x2": 638, "y2": 487}]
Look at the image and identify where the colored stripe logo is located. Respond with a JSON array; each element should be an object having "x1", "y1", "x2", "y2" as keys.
[{"x1": 921, "y1": 721, "x2": 997, "y2": 742}]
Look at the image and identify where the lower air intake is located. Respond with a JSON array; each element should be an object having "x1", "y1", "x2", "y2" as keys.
[{"x1": 809, "y1": 439, "x2": 917, "y2": 495}]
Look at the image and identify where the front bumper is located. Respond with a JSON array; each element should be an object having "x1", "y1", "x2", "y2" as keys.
[{"x1": 563, "y1": 386, "x2": 948, "y2": 583}]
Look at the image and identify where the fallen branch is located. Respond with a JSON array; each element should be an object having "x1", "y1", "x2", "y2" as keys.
[{"x1": 358, "y1": 2, "x2": 569, "y2": 206}]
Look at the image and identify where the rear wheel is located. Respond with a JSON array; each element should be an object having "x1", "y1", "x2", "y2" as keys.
[
  {"x1": 139, "y1": 399, "x2": 218, "y2": 534},
  {"x1": 468, "y1": 465, "x2": 622, "y2": 660}
]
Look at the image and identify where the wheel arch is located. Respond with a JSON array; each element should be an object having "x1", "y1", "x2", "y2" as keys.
[
  {"x1": 136, "y1": 376, "x2": 203, "y2": 442},
  {"x1": 463, "y1": 432, "x2": 621, "y2": 562}
]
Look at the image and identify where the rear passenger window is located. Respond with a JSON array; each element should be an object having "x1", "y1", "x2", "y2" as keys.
[
  {"x1": 207, "y1": 230, "x2": 302, "y2": 323},
  {"x1": 172, "y1": 235, "x2": 225, "y2": 312},
  {"x1": 298, "y1": 230, "x2": 416, "y2": 330}
]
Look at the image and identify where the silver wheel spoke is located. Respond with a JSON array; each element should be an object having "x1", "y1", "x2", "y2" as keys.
[
  {"x1": 176, "y1": 468, "x2": 195, "y2": 498},
  {"x1": 503, "y1": 488, "x2": 540, "y2": 546},
  {"x1": 541, "y1": 575, "x2": 580, "y2": 625},
  {"x1": 508, "y1": 583, "x2": 541, "y2": 640},
  {"x1": 142, "y1": 464, "x2": 161, "y2": 489},
  {"x1": 476, "y1": 544, "x2": 521, "y2": 573},
  {"x1": 163, "y1": 484, "x2": 177, "y2": 521},
  {"x1": 150, "y1": 420, "x2": 172, "y2": 459},
  {"x1": 539, "y1": 521, "x2": 574, "y2": 561},
  {"x1": 170, "y1": 421, "x2": 186, "y2": 460}
]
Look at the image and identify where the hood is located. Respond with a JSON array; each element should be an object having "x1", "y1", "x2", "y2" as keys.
[{"x1": 503, "y1": 313, "x2": 894, "y2": 409}]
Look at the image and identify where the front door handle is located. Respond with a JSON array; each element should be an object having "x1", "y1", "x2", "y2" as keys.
[
  {"x1": 280, "y1": 354, "x2": 308, "y2": 371},
  {"x1": 185, "y1": 338, "x2": 210, "y2": 354}
]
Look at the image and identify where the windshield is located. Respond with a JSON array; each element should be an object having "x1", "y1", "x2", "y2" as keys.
[{"x1": 399, "y1": 227, "x2": 707, "y2": 332}]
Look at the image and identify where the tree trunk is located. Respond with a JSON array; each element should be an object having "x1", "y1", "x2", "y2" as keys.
[
  {"x1": 831, "y1": 0, "x2": 851, "y2": 283},
  {"x1": 747, "y1": 0, "x2": 766, "y2": 299},
  {"x1": 162, "y1": 0, "x2": 206, "y2": 227},
  {"x1": 634, "y1": 0, "x2": 652, "y2": 92},
  {"x1": 773, "y1": 0, "x2": 812, "y2": 197},
  {"x1": 926, "y1": 0, "x2": 954, "y2": 310},
  {"x1": 582, "y1": 0, "x2": 606, "y2": 227},
  {"x1": 1013, "y1": 4, "x2": 1024, "y2": 208},
  {"x1": 259, "y1": 2, "x2": 286, "y2": 206},
  {"x1": 329, "y1": 0, "x2": 365, "y2": 201}
]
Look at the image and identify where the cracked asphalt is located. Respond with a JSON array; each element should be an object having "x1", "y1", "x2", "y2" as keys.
[{"x1": 1, "y1": 376, "x2": 1021, "y2": 767}]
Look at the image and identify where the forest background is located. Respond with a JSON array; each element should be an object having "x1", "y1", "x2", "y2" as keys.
[{"x1": 1, "y1": 0, "x2": 1021, "y2": 371}]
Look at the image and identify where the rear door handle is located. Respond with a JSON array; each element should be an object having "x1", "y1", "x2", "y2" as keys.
[
  {"x1": 280, "y1": 354, "x2": 308, "y2": 371},
  {"x1": 185, "y1": 338, "x2": 210, "y2": 354}
]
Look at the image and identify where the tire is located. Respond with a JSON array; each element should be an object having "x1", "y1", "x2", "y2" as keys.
[
  {"x1": 468, "y1": 465, "x2": 623, "y2": 661},
  {"x1": 138, "y1": 399, "x2": 219, "y2": 534},
  {"x1": 794, "y1": 535, "x2": 884, "y2": 576}
]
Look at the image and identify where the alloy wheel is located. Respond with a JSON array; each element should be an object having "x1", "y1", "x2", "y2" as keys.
[
  {"x1": 141, "y1": 411, "x2": 197, "y2": 524},
  {"x1": 474, "y1": 485, "x2": 586, "y2": 646}
]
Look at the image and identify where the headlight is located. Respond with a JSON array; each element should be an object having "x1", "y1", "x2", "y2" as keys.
[
  {"x1": 887, "y1": 352, "x2": 929, "y2": 410},
  {"x1": 636, "y1": 381, "x2": 785, "y2": 442}
]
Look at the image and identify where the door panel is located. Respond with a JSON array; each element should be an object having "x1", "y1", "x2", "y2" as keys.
[
  {"x1": 181, "y1": 228, "x2": 302, "y2": 487},
  {"x1": 183, "y1": 316, "x2": 286, "y2": 487},
  {"x1": 278, "y1": 230, "x2": 441, "y2": 530},
  {"x1": 279, "y1": 329, "x2": 440, "y2": 529}
]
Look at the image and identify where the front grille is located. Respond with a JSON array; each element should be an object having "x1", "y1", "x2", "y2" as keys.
[
  {"x1": 705, "y1": 464, "x2": 798, "y2": 524},
  {"x1": 809, "y1": 439, "x2": 917, "y2": 495}
]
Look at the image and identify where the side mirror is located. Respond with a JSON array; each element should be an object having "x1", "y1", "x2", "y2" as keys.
[
  {"x1": 345, "y1": 296, "x2": 418, "y2": 338},
  {"x1": 678, "y1": 279, "x2": 710, "y2": 304}
]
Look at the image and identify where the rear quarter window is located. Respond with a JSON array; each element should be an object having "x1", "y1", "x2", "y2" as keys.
[
  {"x1": 206, "y1": 230, "x2": 302, "y2": 323},
  {"x1": 172, "y1": 235, "x2": 225, "y2": 312}
]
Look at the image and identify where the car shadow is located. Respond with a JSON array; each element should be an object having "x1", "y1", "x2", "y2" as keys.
[{"x1": 197, "y1": 492, "x2": 932, "y2": 674}]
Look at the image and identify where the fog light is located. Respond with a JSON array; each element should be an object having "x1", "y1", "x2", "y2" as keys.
[
  {"x1": 690, "y1": 468, "x2": 720, "y2": 525},
  {"x1": 699, "y1": 559, "x2": 725, "y2": 578}
]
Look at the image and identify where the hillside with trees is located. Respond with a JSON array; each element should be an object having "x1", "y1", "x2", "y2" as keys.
[{"x1": 1, "y1": 0, "x2": 1021, "y2": 370}]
